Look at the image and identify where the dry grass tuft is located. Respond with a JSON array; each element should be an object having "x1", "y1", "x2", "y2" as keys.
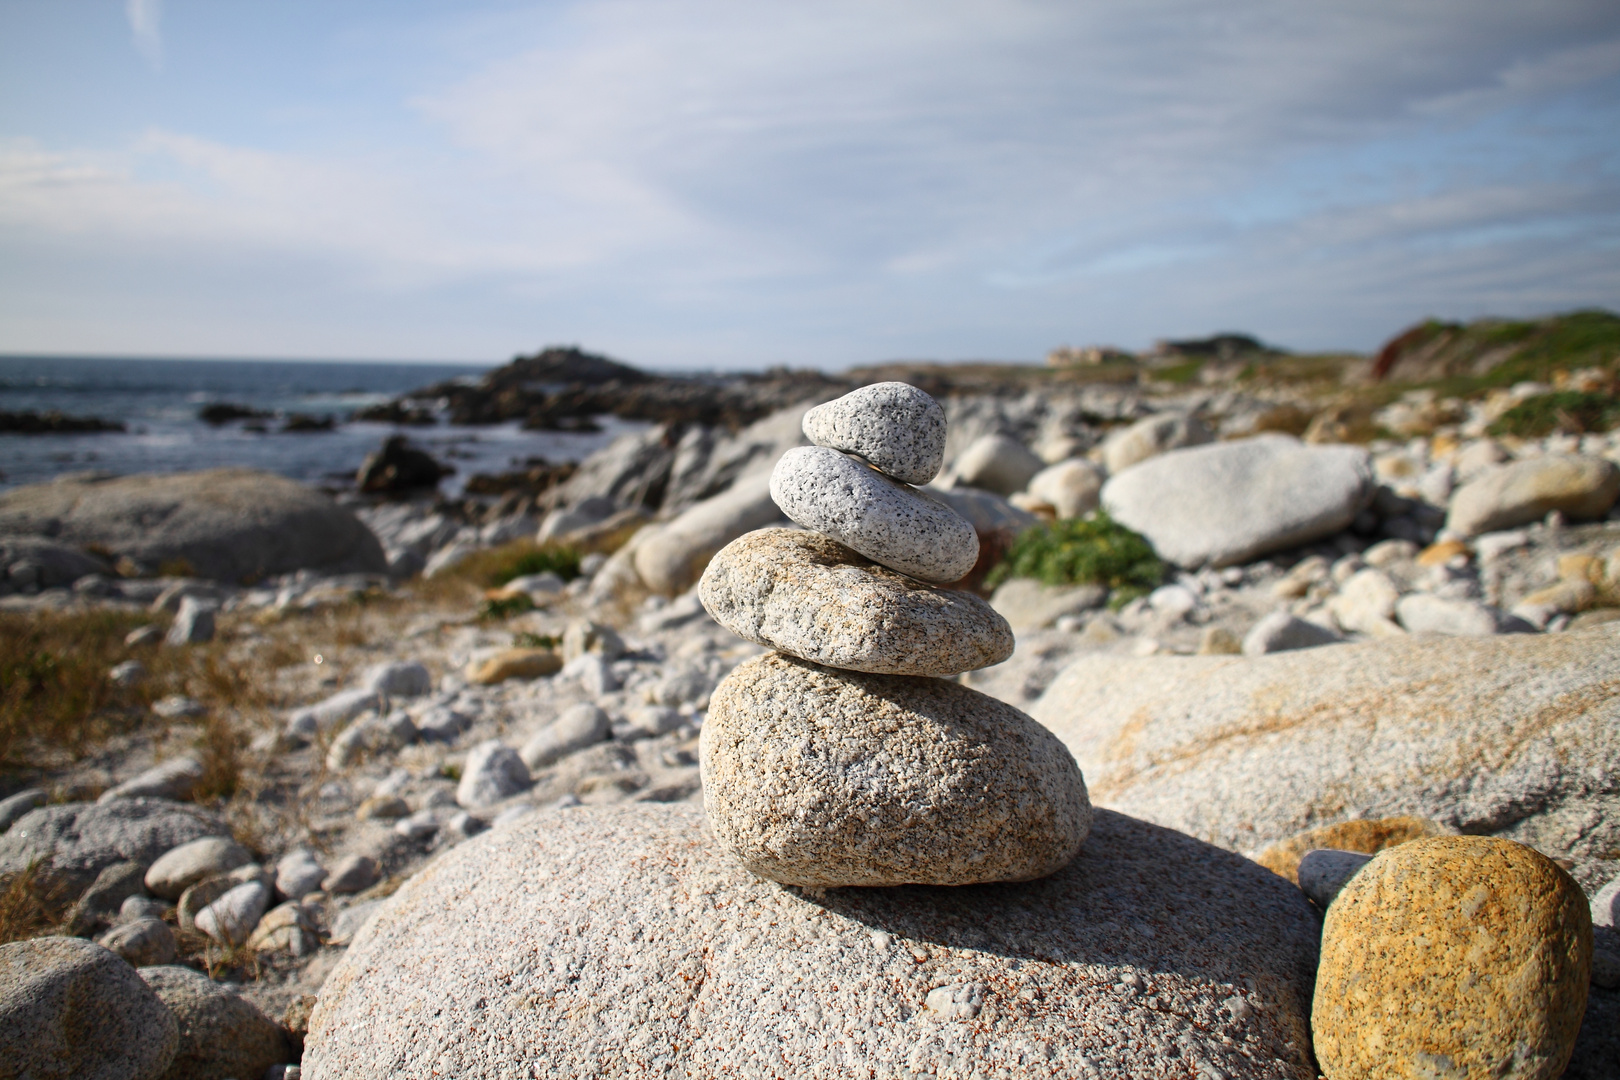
[
  {"x1": 0, "y1": 609, "x2": 152, "y2": 768},
  {"x1": 0, "y1": 860, "x2": 71, "y2": 945}
]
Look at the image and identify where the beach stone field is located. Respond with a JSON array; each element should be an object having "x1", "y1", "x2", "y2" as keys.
[{"x1": 2, "y1": 362, "x2": 1619, "y2": 1080}]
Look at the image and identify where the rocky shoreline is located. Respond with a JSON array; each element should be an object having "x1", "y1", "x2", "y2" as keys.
[{"x1": 2, "y1": 335, "x2": 1619, "y2": 1078}]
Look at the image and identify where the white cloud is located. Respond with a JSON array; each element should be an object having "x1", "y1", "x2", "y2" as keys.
[
  {"x1": 3, "y1": 0, "x2": 1619, "y2": 362},
  {"x1": 126, "y1": 0, "x2": 163, "y2": 71}
]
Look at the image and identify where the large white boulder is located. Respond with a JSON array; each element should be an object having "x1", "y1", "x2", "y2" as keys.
[{"x1": 1101, "y1": 435, "x2": 1375, "y2": 568}]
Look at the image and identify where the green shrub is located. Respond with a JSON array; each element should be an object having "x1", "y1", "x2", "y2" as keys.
[
  {"x1": 1487, "y1": 390, "x2": 1620, "y2": 438},
  {"x1": 986, "y1": 511, "x2": 1164, "y2": 605},
  {"x1": 449, "y1": 540, "x2": 581, "y2": 588}
]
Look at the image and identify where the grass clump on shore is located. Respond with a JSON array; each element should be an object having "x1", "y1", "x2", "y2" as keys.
[
  {"x1": 0, "y1": 609, "x2": 151, "y2": 767},
  {"x1": 1488, "y1": 391, "x2": 1620, "y2": 438},
  {"x1": 986, "y1": 511, "x2": 1164, "y2": 607},
  {"x1": 450, "y1": 540, "x2": 582, "y2": 589}
]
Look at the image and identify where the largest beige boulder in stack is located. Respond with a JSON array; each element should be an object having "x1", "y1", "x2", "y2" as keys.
[{"x1": 1029, "y1": 624, "x2": 1620, "y2": 883}]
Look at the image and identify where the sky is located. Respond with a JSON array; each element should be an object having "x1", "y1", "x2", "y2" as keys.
[{"x1": 0, "y1": 1, "x2": 1617, "y2": 370}]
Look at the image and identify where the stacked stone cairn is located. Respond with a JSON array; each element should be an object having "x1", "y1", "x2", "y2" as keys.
[{"x1": 697, "y1": 382, "x2": 1093, "y2": 887}]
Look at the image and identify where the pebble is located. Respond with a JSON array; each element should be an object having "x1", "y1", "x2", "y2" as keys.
[
  {"x1": 284, "y1": 688, "x2": 382, "y2": 742},
  {"x1": 1021, "y1": 458, "x2": 1104, "y2": 519},
  {"x1": 1594, "y1": 872, "x2": 1619, "y2": 927},
  {"x1": 362, "y1": 660, "x2": 433, "y2": 698},
  {"x1": 247, "y1": 901, "x2": 319, "y2": 955},
  {"x1": 356, "y1": 794, "x2": 409, "y2": 820},
  {"x1": 466, "y1": 648, "x2": 562, "y2": 684},
  {"x1": 770, "y1": 445, "x2": 979, "y2": 584},
  {"x1": 456, "y1": 739, "x2": 533, "y2": 808},
  {"x1": 561, "y1": 619, "x2": 625, "y2": 664},
  {"x1": 1395, "y1": 593, "x2": 1502, "y2": 636},
  {"x1": 124, "y1": 624, "x2": 165, "y2": 647},
  {"x1": 1295, "y1": 848, "x2": 1372, "y2": 908},
  {"x1": 987, "y1": 577, "x2": 1107, "y2": 634},
  {"x1": 0, "y1": 937, "x2": 178, "y2": 1080},
  {"x1": 275, "y1": 848, "x2": 326, "y2": 900},
  {"x1": 0, "y1": 788, "x2": 46, "y2": 832},
  {"x1": 1253, "y1": 815, "x2": 1451, "y2": 884},
  {"x1": 151, "y1": 693, "x2": 205, "y2": 719},
  {"x1": 120, "y1": 894, "x2": 171, "y2": 921},
  {"x1": 165, "y1": 595, "x2": 216, "y2": 645},
  {"x1": 414, "y1": 704, "x2": 471, "y2": 743},
  {"x1": 702, "y1": 652, "x2": 1091, "y2": 887},
  {"x1": 1446, "y1": 453, "x2": 1620, "y2": 536},
  {"x1": 1313, "y1": 836, "x2": 1591, "y2": 1080},
  {"x1": 1240, "y1": 611, "x2": 1343, "y2": 655},
  {"x1": 327, "y1": 710, "x2": 418, "y2": 769},
  {"x1": 563, "y1": 652, "x2": 620, "y2": 697},
  {"x1": 195, "y1": 880, "x2": 271, "y2": 946},
  {"x1": 946, "y1": 433, "x2": 1045, "y2": 495},
  {"x1": 699, "y1": 528, "x2": 1013, "y2": 675},
  {"x1": 1328, "y1": 568, "x2": 1404, "y2": 636},
  {"x1": 328, "y1": 899, "x2": 383, "y2": 945},
  {"x1": 617, "y1": 706, "x2": 683, "y2": 741},
  {"x1": 144, "y1": 835, "x2": 252, "y2": 900},
  {"x1": 519, "y1": 704, "x2": 611, "y2": 769},
  {"x1": 97, "y1": 915, "x2": 177, "y2": 965},
  {"x1": 69, "y1": 860, "x2": 149, "y2": 929},
  {"x1": 97, "y1": 755, "x2": 204, "y2": 803},
  {"x1": 323, "y1": 854, "x2": 381, "y2": 894},
  {"x1": 801, "y1": 381, "x2": 947, "y2": 485},
  {"x1": 394, "y1": 809, "x2": 441, "y2": 841},
  {"x1": 1102, "y1": 411, "x2": 1213, "y2": 475}
]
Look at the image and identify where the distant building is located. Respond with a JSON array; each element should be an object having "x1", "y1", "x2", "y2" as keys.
[{"x1": 1046, "y1": 344, "x2": 1133, "y2": 367}]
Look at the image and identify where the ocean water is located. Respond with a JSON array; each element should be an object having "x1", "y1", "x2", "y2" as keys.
[{"x1": 0, "y1": 356, "x2": 644, "y2": 494}]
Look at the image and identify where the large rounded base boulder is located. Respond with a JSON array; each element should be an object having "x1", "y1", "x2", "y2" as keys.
[
  {"x1": 304, "y1": 802, "x2": 1322, "y2": 1080},
  {"x1": 703, "y1": 652, "x2": 1090, "y2": 887}
]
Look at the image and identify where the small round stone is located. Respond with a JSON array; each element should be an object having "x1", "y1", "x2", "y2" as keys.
[
  {"x1": 801, "y1": 381, "x2": 947, "y2": 485},
  {"x1": 698, "y1": 528, "x2": 1013, "y2": 676},
  {"x1": 769, "y1": 445, "x2": 978, "y2": 584},
  {"x1": 702, "y1": 652, "x2": 1091, "y2": 887},
  {"x1": 1313, "y1": 835, "x2": 1592, "y2": 1080}
]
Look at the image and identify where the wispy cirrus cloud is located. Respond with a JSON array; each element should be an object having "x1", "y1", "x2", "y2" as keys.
[{"x1": 125, "y1": 0, "x2": 163, "y2": 71}]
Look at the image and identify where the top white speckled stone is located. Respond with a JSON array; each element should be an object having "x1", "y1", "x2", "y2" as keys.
[
  {"x1": 802, "y1": 382, "x2": 946, "y2": 485},
  {"x1": 770, "y1": 445, "x2": 979, "y2": 584}
]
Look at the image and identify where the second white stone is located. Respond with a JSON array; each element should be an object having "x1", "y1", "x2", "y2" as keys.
[{"x1": 770, "y1": 445, "x2": 979, "y2": 584}]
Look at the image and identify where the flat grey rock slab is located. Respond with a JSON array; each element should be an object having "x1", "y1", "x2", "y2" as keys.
[
  {"x1": 1031, "y1": 624, "x2": 1620, "y2": 891},
  {"x1": 771, "y1": 446, "x2": 979, "y2": 584},
  {"x1": 1100, "y1": 434, "x2": 1375, "y2": 568},
  {"x1": 703, "y1": 652, "x2": 1090, "y2": 887},
  {"x1": 0, "y1": 936, "x2": 178, "y2": 1080},
  {"x1": 802, "y1": 381, "x2": 946, "y2": 485},
  {"x1": 0, "y1": 467, "x2": 386, "y2": 581},
  {"x1": 0, "y1": 798, "x2": 227, "y2": 896},
  {"x1": 305, "y1": 802, "x2": 1321, "y2": 1080},
  {"x1": 699, "y1": 528, "x2": 1012, "y2": 676}
]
